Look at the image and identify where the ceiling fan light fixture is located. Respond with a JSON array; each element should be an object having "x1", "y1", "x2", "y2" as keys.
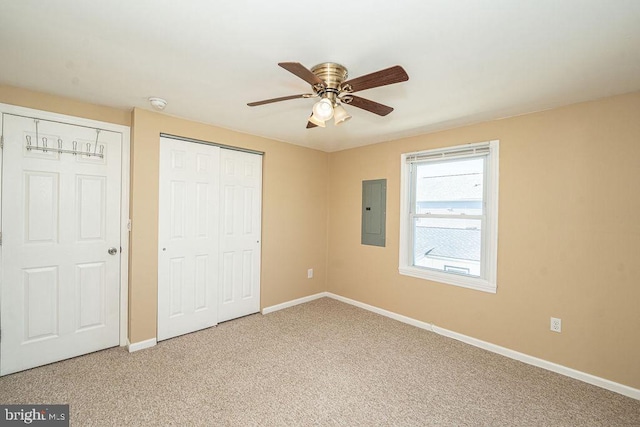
[
  {"x1": 308, "y1": 114, "x2": 326, "y2": 127},
  {"x1": 312, "y1": 98, "x2": 334, "y2": 121},
  {"x1": 333, "y1": 104, "x2": 352, "y2": 125}
]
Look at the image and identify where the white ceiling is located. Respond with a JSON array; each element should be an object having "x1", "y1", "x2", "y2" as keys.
[{"x1": 1, "y1": 1, "x2": 639, "y2": 152}]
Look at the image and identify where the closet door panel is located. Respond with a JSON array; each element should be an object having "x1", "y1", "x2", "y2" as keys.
[{"x1": 157, "y1": 137, "x2": 220, "y2": 341}]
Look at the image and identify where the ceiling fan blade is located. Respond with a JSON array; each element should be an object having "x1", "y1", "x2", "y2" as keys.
[
  {"x1": 346, "y1": 95, "x2": 394, "y2": 116},
  {"x1": 247, "y1": 94, "x2": 311, "y2": 107},
  {"x1": 278, "y1": 62, "x2": 325, "y2": 87},
  {"x1": 342, "y1": 65, "x2": 409, "y2": 93}
]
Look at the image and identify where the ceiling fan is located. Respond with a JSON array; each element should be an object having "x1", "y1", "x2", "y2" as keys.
[{"x1": 247, "y1": 62, "x2": 409, "y2": 128}]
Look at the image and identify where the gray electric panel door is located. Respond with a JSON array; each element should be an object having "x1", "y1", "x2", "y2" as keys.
[{"x1": 361, "y1": 179, "x2": 387, "y2": 247}]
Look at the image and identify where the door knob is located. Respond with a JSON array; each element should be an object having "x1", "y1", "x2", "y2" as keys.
[{"x1": 108, "y1": 247, "x2": 118, "y2": 255}]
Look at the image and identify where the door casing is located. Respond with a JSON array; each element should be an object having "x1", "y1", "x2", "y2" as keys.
[{"x1": 0, "y1": 103, "x2": 131, "y2": 348}]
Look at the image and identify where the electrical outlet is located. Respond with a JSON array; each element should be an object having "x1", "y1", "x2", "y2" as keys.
[
  {"x1": 307, "y1": 268, "x2": 313, "y2": 279},
  {"x1": 550, "y1": 317, "x2": 562, "y2": 333}
]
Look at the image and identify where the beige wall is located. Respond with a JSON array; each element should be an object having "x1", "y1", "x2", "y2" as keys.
[
  {"x1": 129, "y1": 108, "x2": 328, "y2": 343},
  {"x1": 327, "y1": 91, "x2": 640, "y2": 389},
  {"x1": 3, "y1": 84, "x2": 638, "y2": 390},
  {"x1": 0, "y1": 86, "x2": 329, "y2": 345},
  {"x1": 0, "y1": 84, "x2": 131, "y2": 126}
]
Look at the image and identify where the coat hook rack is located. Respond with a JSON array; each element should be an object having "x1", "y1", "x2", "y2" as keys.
[{"x1": 25, "y1": 119, "x2": 104, "y2": 158}]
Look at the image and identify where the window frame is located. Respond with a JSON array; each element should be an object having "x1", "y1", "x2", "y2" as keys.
[{"x1": 399, "y1": 140, "x2": 499, "y2": 293}]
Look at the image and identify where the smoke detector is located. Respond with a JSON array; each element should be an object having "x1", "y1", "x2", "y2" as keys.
[{"x1": 149, "y1": 97, "x2": 167, "y2": 110}]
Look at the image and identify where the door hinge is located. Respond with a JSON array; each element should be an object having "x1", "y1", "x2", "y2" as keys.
[
  {"x1": 0, "y1": 231, "x2": 3, "y2": 246},
  {"x1": 127, "y1": 219, "x2": 132, "y2": 231},
  {"x1": 0, "y1": 134, "x2": 4, "y2": 149}
]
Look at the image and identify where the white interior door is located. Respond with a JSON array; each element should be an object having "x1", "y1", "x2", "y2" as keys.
[
  {"x1": 218, "y1": 148, "x2": 262, "y2": 323},
  {"x1": 1, "y1": 114, "x2": 122, "y2": 375},
  {"x1": 158, "y1": 137, "x2": 220, "y2": 341}
]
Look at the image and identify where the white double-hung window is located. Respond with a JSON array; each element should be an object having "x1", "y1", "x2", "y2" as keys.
[{"x1": 399, "y1": 140, "x2": 499, "y2": 293}]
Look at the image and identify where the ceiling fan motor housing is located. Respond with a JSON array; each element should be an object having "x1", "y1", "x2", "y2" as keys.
[{"x1": 311, "y1": 62, "x2": 349, "y2": 102}]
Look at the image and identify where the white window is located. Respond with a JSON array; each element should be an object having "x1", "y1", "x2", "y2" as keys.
[{"x1": 399, "y1": 140, "x2": 499, "y2": 293}]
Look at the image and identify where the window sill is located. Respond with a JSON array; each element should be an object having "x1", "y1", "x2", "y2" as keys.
[{"x1": 399, "y1": 266, "x2": 496, "y2": 294}]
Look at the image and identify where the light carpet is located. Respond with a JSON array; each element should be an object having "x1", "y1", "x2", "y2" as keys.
[{"x1": 1, "y1": 298, "x2": 638, "y2": 426}]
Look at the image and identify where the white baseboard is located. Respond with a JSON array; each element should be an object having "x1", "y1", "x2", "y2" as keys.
[
  {"x1": 326, "y1": 293, "x2": 433, "y2": 332},
  {"x1": 323, "y1": 292, "x2": 639, "y2": 401},
  {"x1": 261, "y1": 292, "x2": 328, "y2": 314},
  {"x1": 127, "y1": 338, "x2": 157, "y2": 353},
  {"x1": 433, "y1": 325, "x2": 640, "y2": 401}
]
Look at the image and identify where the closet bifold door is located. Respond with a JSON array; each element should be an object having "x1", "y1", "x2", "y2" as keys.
[
  {"x1": 157, "y1": 137, "x2": 220, "y2": 341},
  {"x1": 218, "y1": 148, "x2": 262, "y2": 323},
  {"x1": 157, "y1": 137, "x2": 263, "y2": 339}
]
